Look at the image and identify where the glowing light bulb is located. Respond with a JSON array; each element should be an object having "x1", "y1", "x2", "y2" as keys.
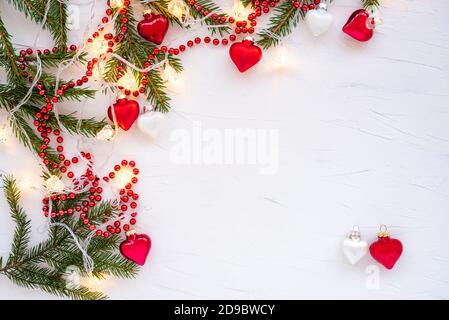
[
  {"x1": 162, "y1": 64, "x2": 180, "y2": 85},
  {"x1": 168, "y1": 0, "x2": 187, "y2": 20},
  {"x1": 115, "y1": 167, "x2": 134, "y2": 189},
  {"x1": 109, "y1": 0, "x2": 124, "y2": 9},
  {"x1": 44, "y1": 175, "x2": 65, "y2": 193},
  {"x1": 92, "y1": 60, "x2": 107, "y2": 81},
  {"x1": 117, "y1": 71, "x2": 139, "y2": 91},
  {"x1": 63, "y1": 266, "x2": 81, "y2": 290},
  {"x1": 17, "y1": 177, "x2": 34, "y2": 191},
  {"x1": 81, "y1": 275, "x2": 109, "y2": 291},
  {"x1": 88, "y1": 34, "x2": 111, "y2": 58},
  {"x1": 232, "y1": 0, "x2": 251, "y2": 21},
  {"x1": 96, "y1": 125, "x2": 115, "y2": 141}
]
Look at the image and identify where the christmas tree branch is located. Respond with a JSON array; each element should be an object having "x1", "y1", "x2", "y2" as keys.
[
  {"x1": 183, "y1": 0, "x2": 231, "y2": 36},
  {"x1": 25, "y1": 51, "x2": 86, "y2": 68},
  {"x1": 0, "y1": 177, "x2": 139, "y2": 299},
  {"x1": 105, "y1": 5, "x2": 182, "y2": 112},
  {"x1": 362, "y1": 0, "x2": 380, "y2": 9},
  {"x1": 256, "y1": 1, "x2": 308, "y2": 49},
  {"x1": 8, "y1": 111, "x2": 60, "y2": 166},
  {"x1": 49, "y1": 0, "x2": 68, "y2": 47},
  {"x1": 149, "y1": 1, "x2": 184, "y2": 27},
  {"x1": 5, "y1": 0, "x2": 68, "y2": 47},
  {"x1": 3, "y1": 177, "x2": 31, "y2": 264},
  {"x1": 1, "y1": 85, "x2": 103, "y2": 139},
  {"x1": 0, "y1": 15, "x2": 22, "y2": 84},
  {"x1": 241, "y1": 0, "x2": 254, "y2": 7}
]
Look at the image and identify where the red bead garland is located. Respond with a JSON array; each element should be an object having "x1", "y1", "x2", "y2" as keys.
[
  {"x1": 15, "y1": 46, "x2": 141, "y2": 238},
  {"x1": 15, "y1": 0, "x2": 322, "y2": 237}
]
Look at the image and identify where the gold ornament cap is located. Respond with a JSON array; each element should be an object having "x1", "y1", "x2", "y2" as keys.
[
  {"x1": 377, "y1": 224, "x2": 390, "y2": 238},
  {"x1": 126, "y1": 229, "x2": 136, "y2": 237}
]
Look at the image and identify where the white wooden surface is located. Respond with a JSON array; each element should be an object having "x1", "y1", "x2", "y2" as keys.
[{"x1": 1, "y1": 0, "x2": 449, "y2": 299}]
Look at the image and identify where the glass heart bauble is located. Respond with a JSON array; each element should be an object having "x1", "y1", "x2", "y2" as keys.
[
  {"x1": 137, "y1": 12, "x2": 169, "y2": 45},
  {"x1": 107, "y1": 98, "x2": 140, "y2": 131},
  {"x1": 342, "y1": 9, "x2": 373, "y2": 42},
  {"x1": 369, "y1": 236, "x2": 403, "y2": 270},
  {"x1": 305, "y1": 8, "x2": 334, "y2": 37},
  {"x1": 342, "y1": 236, "x2": 368, "y2": 265},
  {"x1": 120, "y1": 233, "x2": 152, "y2": 266},
  {"x1": 137, "y1": 111, "x2": 166, "y2": 139},
  {"x1": 229, "y1": 39, "x2": 262, "y2": 73}
]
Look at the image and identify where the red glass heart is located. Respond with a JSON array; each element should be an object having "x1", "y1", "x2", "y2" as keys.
[
  {"x1": 120, "y1": 233, "x2": 152, "y2": 266},
  {"x1": 369, "y1": 236, "x2": 403, "y2": 270},
  {"x1": 229, "y1": 39, "x2": 262, "y2": 73},
  {"x1": 137, "y1": 13, "x2": 169, "y2": 45},
  {"x1": 107, "y1": 98, "x2": 140, "y2": 131},
  {"x1": 342, "y1": 9, "x2": 374, "y2": 42}
]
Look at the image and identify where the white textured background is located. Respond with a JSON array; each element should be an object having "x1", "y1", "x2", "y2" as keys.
[{"x1": 1, "y1": 0, "x2": 449, "y2": 299}]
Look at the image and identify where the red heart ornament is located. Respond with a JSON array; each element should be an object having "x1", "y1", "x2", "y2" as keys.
[
  {"x1": 229, "y1": 39, "x2": 262, "y2": 73},
  {"x1": 369, "y1": 236, "x2": 403, "y2": 270},
  {"x1": 137, "y1": 13, "x2": 169, "y2": 45},
  {"x1": 342, "y1": 9, "x2": 374, "y2": 42},
  {"x1": 107, "y1": 98, "x2": 140, "y2": 131},
  {"x1": 120, "y1": 233, "x2": 152, "y2": 266}
]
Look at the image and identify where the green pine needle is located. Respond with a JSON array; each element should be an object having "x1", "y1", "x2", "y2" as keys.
[
  {"x1": 149, "y1": 1, "x2": 184, "y2": 27},
  {"x1": 104, "y1": 5, "x2": 183, "y2": 112},
  {"x1": 0, "y1": 15, "x2": 22, "y2": 84},
  {"x1": 5, "y1": 0, "x2": 68, "y2": 47},
  {"x1": 0, "y1": 179, "x2": 139, "y2": 300},
  {"x1": 3, "y1": 177, "x2": 31, "y2": 264},
  {"x1": 183, "y1": 0, "x2": 231, "y2": 36},
  {"x1": 241, "y1": 0, "x2": 254, "y2": 7},
  {"x1": 363, "y1": 0, "x2": 380, "y2": 9},
  {"x1": 256, "y1": 1, "x2": 306, "y2": 50}
]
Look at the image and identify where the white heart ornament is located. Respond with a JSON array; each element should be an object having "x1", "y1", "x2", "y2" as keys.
[
  {"x1": 137, "y1": 111, "x2": 166, "y2": 139},
  {"x1": 342, "y1": 238, "x2": 368, "y2": 265},
  {"x1": 305, "y1": 8, "x2": 334, "y2": 37}
]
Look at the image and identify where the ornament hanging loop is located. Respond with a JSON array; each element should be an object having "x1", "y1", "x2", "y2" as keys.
[
  {"x1": 349, "y1": 225, "x2": 361, "y2": 241},
  {"x1": 378, "y1": 224, "x2": 389, "y2": 238}
]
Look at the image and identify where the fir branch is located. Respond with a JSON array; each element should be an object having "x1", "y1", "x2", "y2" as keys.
[
  {"x1": 256, "y1": 1, "x2": 307, "y2": 49},
  {"x1": 105, "y1": 5, "x2": 182, "y2": 111},
  {"x1": 5, "y1": 0, "x2": 68, "y2": 47},
  {"x1": 57, "y1": 87, "x2": 96, "y2": 102},
  {"x1": 145, "y1": 69, "x2": 170, "y2": 112},
  {"x1": 241, "y1": 0, "x2": 254, "y2": 7},
  {"x1": 3, "y1": 176, "x2": 31, "y2": 264},
  {"x1": 0, "y1": 186, "x2": 139, "y2": 299},
  {"x1": 183, "y1": 0, "x2": 231, "y2": 36},
  {"x1": 149, "y1": 1, "x2": 184, "y2": 27},
  {"x1": 5, "y1": 266, "x2": 107, "y2": 300},
  {"x1": 20, "y1": 104, "x2": 106, "y2": 137},
  {"x1": 362, "y1": 0, "x2": 380, "y2": 9},
  {"x1": 56, "y1": 114, "x2": 106, "y2": 137},
  {"x1": 26, "y1": 51, "x2": 86, "y2": 68},
  {"x1": 1, "y1": 84, "x2": 101, "y2": 138},
  {"x1": 8, "y1": 111, "x2": 60, "y2": 165},
  {"x1": 0, "y1": 15, "x2": 22, "y2": 84},
  {"x1": 48, "y1": 0, "x2": 68, "y2": 47},
  {"x1": 0, "y1": 84, "x2": 43, "y2": 107}
]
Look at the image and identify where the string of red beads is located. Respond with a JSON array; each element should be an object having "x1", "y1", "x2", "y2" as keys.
[
  {"x1": 15, "y1": 48, "x2": 140, "y2": 239},
  {"x1": 13, "y1": 0, "x2": 324, "y2": 237}
]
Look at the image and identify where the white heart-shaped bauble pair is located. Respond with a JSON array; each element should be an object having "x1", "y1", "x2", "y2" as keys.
[
  {"x1": 305, "y1": 8, "x2": 334, "y2": 37},
  {"x1": 342, "y1": 238, "x2": 368, "y2": 265},
  {"x1": 137, "y1": 111, "x2": 166, "y2": 139}
]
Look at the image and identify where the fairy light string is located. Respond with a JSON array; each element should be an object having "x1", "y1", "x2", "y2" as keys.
[{"x1": 4, "y1": 0, "x2": 339, "y2": 272}]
